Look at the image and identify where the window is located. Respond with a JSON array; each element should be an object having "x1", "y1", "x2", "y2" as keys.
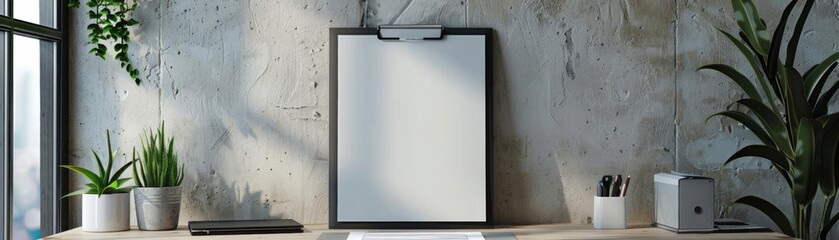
[
  {"x1": 13, "y1": 0, "x2": 55, "y2": 28},
  {"x1": 1, "y1": 0, "x2": 67, "y2": 239}
]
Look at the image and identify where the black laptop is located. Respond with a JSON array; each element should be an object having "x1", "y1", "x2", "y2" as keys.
[{"x1": 188, "y1": 219, "x2": 304, "y2": 235}]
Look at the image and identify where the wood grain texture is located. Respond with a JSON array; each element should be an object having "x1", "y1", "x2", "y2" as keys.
[{"x1": 46, "y1": 224, "x2": 793, "y2": 240}]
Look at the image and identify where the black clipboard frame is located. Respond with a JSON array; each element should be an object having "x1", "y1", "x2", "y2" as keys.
[{"x1": 329, "y1": 27, "x2": 494, "y2": 229}]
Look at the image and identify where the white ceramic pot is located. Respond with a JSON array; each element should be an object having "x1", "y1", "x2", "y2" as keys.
[
  {"x1": 134, "y1": 186, "x2": 182, "y2": 231},
  {"x1": 82, "y1": 193, "x2": 130, "y2": 232}
]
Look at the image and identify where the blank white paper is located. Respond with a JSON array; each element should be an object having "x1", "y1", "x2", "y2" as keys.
[
  {"x1": 348, "y1": 232, "x2": 486, "y2": 240},
  {"x1": 337, "y1": 35, "x2": 487, "y2": 222}
]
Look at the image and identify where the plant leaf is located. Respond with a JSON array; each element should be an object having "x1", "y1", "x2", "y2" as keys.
[
  {"x1": 719, "y1": 29, "x2": 776, "y2": 107},
  {"x1": 786, "y1": 0, "x2": 815, "y2": 67},
  {"x1": 835, "y1": 124, "x2": 839, "y2": 194},
  {"x1": 708, "y1": 111, "x2": 775, "y2": 146},
  {"x1": 822, "y1": 213, "x2": 839, "y2": 240},
  {"x1": 807, "y1": 62, "x2": 837, "y2": 108},
  {"x1": 109, "y1": 159, "x2": 135, "y2": 184},
  {"x1": 803, "y1": 64, "x2": 819, "y2": 80},
  {"x1": 135, "y1": 122, "x2": 181, "y2": 187},
  {"x1": 785, "y1": 66, "x2": 813, "y2": 128},
  {"x1": 814, "y1": 77, "x2": 839, "y2": 117},
  {"x1": 92, "y1": 150, "x2": 105, "y2": 180},
  {"x1": 112, "y1": 187, "x2": 133, "y2": 194},
  {"x1": 738, "y1": 31, "x2": 767, "y2": 69},
  {"x1": 132, "y1": 148, "x2": 143, "y2": 187},
  {"x1": 61, "y1": 188, "x2": 94, "y2": 199},
  {"x1": 105, "y1": 130, "x2": 114, "y2": 182},
  {"x1": 90, "y1": 182, "x2": 102, "y2": 196},
  {"x1": 725, "y1": 145, "x2": 792, "y2": 187},
  {"x1": 734, "y1": 196, "x2": 795, "y2": 236},
  {"x1": 766, "y1": 0, "x2": 799, "y2": 99},
  {"x1": 726, "y1": 145, "x2": 791, "y2": 172},
  {"x1": 167, "y1": 138, "x2": 176, "y2": 185},
  {"x1": 819, "y1": 118, "x2": 839, "y2": 197},
  {"x1": 177, "y1": 164, "x2": 185, "y2": 186},
  {"x1": 698, "y1": 64, "x2": 763, "y2": 101},
  {"x1": 731, "y1": 0, "x2": 770, "y2": 55},
  {"x1": 108, "y1": 178, "x2": 132, "y2": 190},
  {"x1": 793, "y1": 118, "x2": 818, "y2": 205},
  {"x1": 100, "y1": 186, "x2": 115, "y2": 195},
  {"x1": 822, "y1": 113, "x2": 839, "y2": 199},
  {"x1": 61, "y1": 165, "x2": 103, "y2": 190},
  {"x1": 823, "y1": 197, "x2": 836, "y2": 236},
  {"x1": 736, "y1": 99, "x2": 794, "y2": 157},
  {"x1": 138, "y1": 157, "x2": 147, "y2": 187},
  {"x1": 804, "y1": 52, "x2": 839, "y2": 99}
]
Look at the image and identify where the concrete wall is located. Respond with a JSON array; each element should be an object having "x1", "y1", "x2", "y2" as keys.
[{"x1": 67, "y1": 0, "x2": 839, "y2": 236}]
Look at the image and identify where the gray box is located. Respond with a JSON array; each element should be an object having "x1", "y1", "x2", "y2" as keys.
[{"x1": 654, "y1": 172, "x2": 715, "y2": 233}]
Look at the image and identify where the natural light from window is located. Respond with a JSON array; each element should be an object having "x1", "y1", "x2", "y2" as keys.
[
  {"x1": 12, "y1": 34, "x2": 42, "y2": 240},
  {"x1": 13, "y1": 0, "x2": 54, "y2": 28},
  {"x1": 11, "y1": 2, "x2": 43, "y2": 239}
]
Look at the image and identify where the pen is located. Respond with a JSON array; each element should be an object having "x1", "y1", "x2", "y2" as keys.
[
  {"x1": 612, "y1": 175, "x2": 622, "y2": 197},
  {"x1": 620, "y1": 175, "x2": 631, "y2": 197},
  {"x1": 601, "y1": 175, "x2": 613, "y2": 197},
  {"x1": 597, "y1": 180, "x2": 604, "y2": 197}
]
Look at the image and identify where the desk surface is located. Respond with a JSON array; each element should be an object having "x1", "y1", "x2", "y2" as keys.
[{"x1": 44, "y1": 224, "x2": 793, "y2": 240}]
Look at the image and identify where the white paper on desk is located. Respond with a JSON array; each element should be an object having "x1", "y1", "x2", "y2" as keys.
[{"x1": 348, "y1": 232, "x2": 485, "y2": 240}]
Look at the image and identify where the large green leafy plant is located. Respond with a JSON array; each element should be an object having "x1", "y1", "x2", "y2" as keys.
[
  {"x1": 132, "y1": 122, "x2": 184, "y2": 187},
  {"x1": 61, "y1": 130, "x2": 135, "y2": 197},
  {"x1": 69, "y1": 0, "x2": 142, "y2": 85},
  {"x1": 700, "y1": 0, "x2": 839, "y2": 239}
]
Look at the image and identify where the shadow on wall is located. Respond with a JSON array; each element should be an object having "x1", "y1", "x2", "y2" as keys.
[
  {"x1": 184, "y1": 173, "x2": 281, "y2": 221},
  {"x1": 492, "y1": 32, "x2": 571, "y2": 225},
  {"x1": 162, "y1": 1, "x2": 335, "y2": 160},
  {"x1": 160, "y1": 0, "x2": 346, "y2": 223}
]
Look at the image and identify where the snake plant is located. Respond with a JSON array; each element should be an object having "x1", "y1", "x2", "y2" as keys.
[
  {"x1": 132, "y1": 122, "x2": 184, "y2": 187},
  {"x1": 701, "y1": 0, "x2": 839, "y2": 239},
  {"x1": 61, "y1": 130, "x2": 135, "y2": 198}
]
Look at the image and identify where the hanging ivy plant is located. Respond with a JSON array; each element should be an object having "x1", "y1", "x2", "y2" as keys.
[{"x1": 69, "y1": 0, "x2": 142, "y2": 85}]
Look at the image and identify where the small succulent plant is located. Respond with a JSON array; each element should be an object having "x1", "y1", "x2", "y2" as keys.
[
  {"x1": 132, "y1": 122, "x2": 184, "y2": 188},
  {"x1": 62, "y1": 130, "x2": 135, "y2": 198}
]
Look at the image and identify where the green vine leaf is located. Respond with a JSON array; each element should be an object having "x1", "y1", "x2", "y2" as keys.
[{"x1": 70, "y1": 0, "x2": 142, "y2": 85}]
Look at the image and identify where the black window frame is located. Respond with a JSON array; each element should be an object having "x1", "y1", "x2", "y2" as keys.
[{"x1": 1, "y1": 0, "x2": 69, "y2": 238}]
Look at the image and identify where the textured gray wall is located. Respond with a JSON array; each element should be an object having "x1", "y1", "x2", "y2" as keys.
[{"x1": 66, "y1": 0, "x2": 839, "y2": 235}]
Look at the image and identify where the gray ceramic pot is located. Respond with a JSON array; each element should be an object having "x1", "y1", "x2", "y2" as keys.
[{"x1": 133, "y1": 186, "x2": 182, "y2": 230}]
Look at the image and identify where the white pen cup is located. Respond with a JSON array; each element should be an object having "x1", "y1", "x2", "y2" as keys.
[{"x1": 593, "y1": 196, "x2": 627, "y2": 229}]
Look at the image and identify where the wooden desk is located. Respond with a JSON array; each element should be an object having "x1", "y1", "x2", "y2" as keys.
[{"x1": 44, "y1": 224, "x2": 794, "y2": 240}]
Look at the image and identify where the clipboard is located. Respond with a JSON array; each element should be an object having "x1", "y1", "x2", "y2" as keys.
[{"x1": 329, "y1": 25, "x2": 493, "y2": 229}]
